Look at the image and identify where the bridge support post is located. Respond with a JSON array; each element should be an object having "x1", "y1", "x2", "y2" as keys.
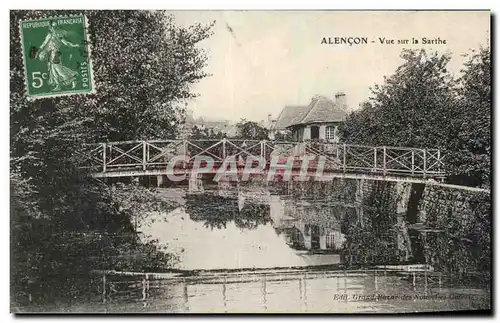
[
  {"x1": 157, "y1": 175, "x2": 163, "y2": 188},
  {"x1": 189, "y1": 172, "x2": 204, "y2": 193}
]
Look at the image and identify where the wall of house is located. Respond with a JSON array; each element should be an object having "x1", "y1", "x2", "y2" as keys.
[
  {"x1": 293, "y1": 122, "x2": 342, "y2": 142},
  {"x1": 303, "y1": 126, "x2": 311, "y2": 140}
]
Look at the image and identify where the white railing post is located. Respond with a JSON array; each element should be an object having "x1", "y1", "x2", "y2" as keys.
[
  {"x1": 102, "y1": 143, "x2": 107, "y2": 173},
  {"x1": 373, "y1": 147, "x2": 377, "y2": 172},
  {"x1": 383, "y1": 146, "x2": 387, "y2": 175},
  {"x1": 411, "y1": 150, "x2": 415, "y2": 175},
  {"x1": 143, "y1": 141, "x2": 147, "y2": 170},
  {"x1": 222, "y1": 138, "x2": 226, "y2": 159},
  {"x1": 437, "y1": 150, "x2": 442, "y2": 173},
  {"x1": 342, "y1": 143, "x2": 347, "y2": 173},
  {"x1": 423, "y1": 149, "x2": 427, "y2": 178}
]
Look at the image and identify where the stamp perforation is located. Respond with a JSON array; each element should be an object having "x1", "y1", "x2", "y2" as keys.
[{"x1": 19, "y1": 13, "x2": 96, "y2": 100}]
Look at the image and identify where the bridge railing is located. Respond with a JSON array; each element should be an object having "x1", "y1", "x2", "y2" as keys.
[
  {"x1": 341, "y1": 144, "x2": 444, "y2": 176},
  {"x1": 77, "y1": 139, "x2": 445, "y2": 178}
]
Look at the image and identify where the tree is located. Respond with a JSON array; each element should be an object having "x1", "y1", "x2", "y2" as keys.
[
  {"x1": 447, "y1": 46, "x2": 491, "y2": 188},
  {"x1": 235, "y1": 118, "x2": 268, "y2": 140},
  {"x1": 189, "y1": 125, "x2": 225, "y2": 140},
  {"x1": 341, "y1": 48, "x2": 491, "y2": 186},
  {"x1": 10, "y1": 10, "x2": 214, "y2": 305},
  {"x1": 343, "y1": 49, "x2": 457, "y2": 149},
  {"x1": 274, "y1": 129, "x2": 295, "y2": 142},
  {"x1": 86, "y1": 11, "x2": 214, "y2": 141},
  {"x1": 341, "y1": 101, "x2": 378, "y2": 144}
]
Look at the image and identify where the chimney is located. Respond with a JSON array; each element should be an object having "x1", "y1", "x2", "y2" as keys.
[
  {"x1": 335, "y1": 92, "x2": 347, "y2": 111},
  {"x1": 267, "y1": 114, "x2": 272, "y2": 128}
]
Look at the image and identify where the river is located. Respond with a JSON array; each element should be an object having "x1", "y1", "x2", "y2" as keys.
[{"x1": 17, "y1": 182, "x2": 491, "y2": 313}]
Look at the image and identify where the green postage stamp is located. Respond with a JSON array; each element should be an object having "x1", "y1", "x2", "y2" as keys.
[{"x1": 19, "y1": 14, "x2": 95, "y2": 99}]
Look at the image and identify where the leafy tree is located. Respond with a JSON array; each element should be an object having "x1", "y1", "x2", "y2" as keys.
[
  {"x1": 10, "y1": 10, "x2": 213, "y2": 306},
  {"x1": 189, "y1": 124, "x2": 226, "y2": 140},
  {"x1": 342, "y1": 48, "x2": 491, "y2": 187},
  {"x1": 339, "y1": 47, "x2": 491, "y2": 275},
  {"x1": 343, "y1": 49, "x2": 456, "y2": 149},
  {"x1": 86, "y1": 11, "x2": 214, "y2": 141},
  {"x1": 274, "y1": 129, "x2": 295, "y2": 142},
  {"x1": 235, "y1": 118, "x2": 268, "y2": 140},
  {"x1": 447, "y1": 46, "x2": 491, "y2": 188}
]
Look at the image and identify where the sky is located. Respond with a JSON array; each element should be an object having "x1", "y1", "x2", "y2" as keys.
[{"x1": 172, "y1": 11, "x2": 490, "y2": 122}]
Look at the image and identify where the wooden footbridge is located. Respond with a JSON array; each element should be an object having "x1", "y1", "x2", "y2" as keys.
[{"x1": 77, "y1": 139, "x2": 447, "y2": 183}]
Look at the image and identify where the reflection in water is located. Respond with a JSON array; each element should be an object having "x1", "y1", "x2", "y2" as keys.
[
  {"x1": 138, "y1": 187, "x2": 359, "y2": 270},
  {"x1": 18, "y1": 182, "x2": 491, "y2": 313},
  {"x1": 138, "y1": 183, "x2": 485, "y2": 275},
  {"x1": 24, "y1": 269, "x2": 490, "y2": 313},
  {"x1": 184, "y1": 192, "x2": 272, "y2": 230}
]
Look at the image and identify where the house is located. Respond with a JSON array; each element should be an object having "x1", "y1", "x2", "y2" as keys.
[
  {"x1": 273, "y1": 105, "x2": 309, "y2": 131},
  {"x1": 274, "y1": 203, "x2": 346, "y2": 253},
  {"x1": 280, "y1": 220, "x2": 346, "y2": 252},
  {"x1": 271, "y1": 92, "x2": 348, "y2": 142}
]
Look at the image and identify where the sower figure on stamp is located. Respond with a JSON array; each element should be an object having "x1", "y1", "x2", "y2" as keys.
[{"x1": 36, "y1": 21, "x2": 80, "y2": 91}]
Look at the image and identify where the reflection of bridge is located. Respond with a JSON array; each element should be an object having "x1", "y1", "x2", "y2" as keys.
[
  {"x1": 78, "y1": 139, "x2": 445, "y2": 181},
  {"x1": 93, "y1": 267, "x2": 456, "y2": 312}
]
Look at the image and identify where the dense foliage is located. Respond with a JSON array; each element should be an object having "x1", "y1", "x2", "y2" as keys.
[
  {"x1": 235, "y1": 118, "x2": 269, "y2": 140},
  {"x1": 189, "y1": 125, "x2": 226, "y2": 140},
  {"x1": 185, "y1": 193, "x2": 272, "y2": 230},
  {"x1": 342, "y1": 48, "x2": 491, "y2": 188},
  {"x1": 10, "y1": 10, "x2": 213, "y2": 305}
]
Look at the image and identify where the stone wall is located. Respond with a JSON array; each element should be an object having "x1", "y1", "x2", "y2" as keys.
[{"x1": 337, "y1": 178, "x2": 490, "y2": 273}]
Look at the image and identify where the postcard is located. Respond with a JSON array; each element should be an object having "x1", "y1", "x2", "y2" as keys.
[{"x1": 10, "y1": 10, "x2": 491, "y2": 314}]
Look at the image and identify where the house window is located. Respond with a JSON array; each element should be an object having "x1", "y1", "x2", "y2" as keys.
[{"x1": 326, "y1": 126, "x2": 337, "y2": 140}]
